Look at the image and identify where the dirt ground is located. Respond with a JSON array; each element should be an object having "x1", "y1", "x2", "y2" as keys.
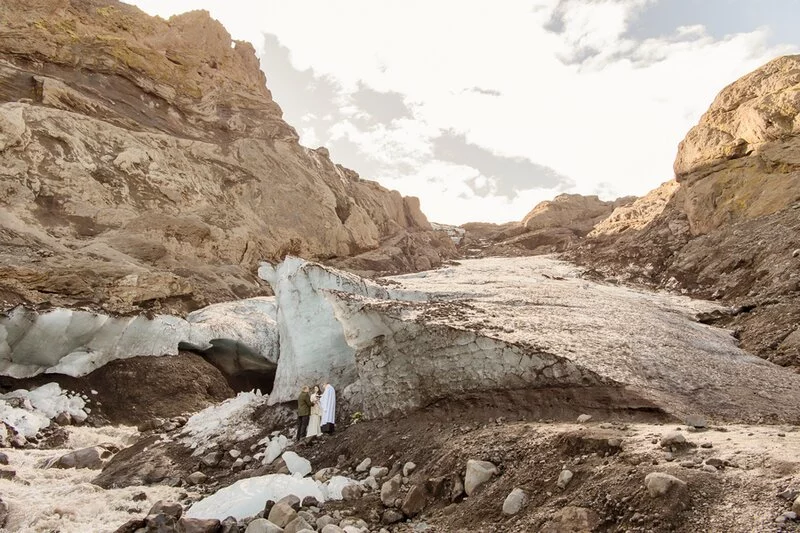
[{"x1": 291, "y1": 396, "x2": 800, "y2": 533}]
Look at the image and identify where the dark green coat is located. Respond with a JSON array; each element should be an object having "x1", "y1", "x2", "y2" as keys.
[{"x1": 297, "y1": 391, "x2": 311, "y2": 416}]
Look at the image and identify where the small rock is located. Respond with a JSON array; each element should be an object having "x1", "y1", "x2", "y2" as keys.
[
  {"x1": 321, "y1": 525, "x2": 345, "y2": 533},
  {"x1": 341, "y1": 483, "x2": 364, "y2": 501},
  {"x1": 778, "y1": 488, "x2": 799, "y2": 501},
  {"x1": 186, "y1": 472, "x2": 208, "y2": 486},
  {"x1": 464, "y1": 460, "x2": 498, "y2": 496},
  {"x1": 382, "y1": 508, "x2": 404, "y2": 524},
  {"x1": 363, "y1": 476, "x2": 379, "y2": 490},
  {"x1": 685, "y1": 415, "x2": 707, "y2": 429},
  {"x1": 381, "y1": 474, "x2": 403, "y2": 506},
  {"x1": 644, "y1": 472, "x2": 687, "y2": 498},
  {"x1": 403, "y1": 461, "x2": 417, "y2": 477},
  {"x1": 660, "y1": 431, "x2": 687, "y2": 448},
  {"x1": 502, "y1": 488, "x2": 527, "y2": 515},
  {"x1": 0, "y1": 469, "x2": 15, "y2": 480},
  {"x1": 284, "y1": 516, "x2": 313, "y2": 533},
  {"x1": 55, "y1": 412, "x2": 72, "y2": 426},
  {"x1": 316, "y1": 515, "x2": 337, "y2": 529},
  {"x1": 401, "y1": 484, "x2": 428, "y2": 517},
  {"x1": 369, "y1": 466, "x2": 389, "y2": 479},
  {"x1": 179, "y1": 517, "x2": 221, "y2": 533},
  {"x1": 700, "y1": 442, "x2": 713, "y2": 449},
  {"x1": 793, "y1": 249, "x2": 800, "y2": 258},
  {"x1": 245, "y1": 518, "x2": 283, "y2": 533},
  {"x1": 277, "y1": 494, "x2": 301, "y2": 511},
  {"x1": 0, "y1": 453, "x2": 8, "y2": 466},
  {"x1": 355, "y1": 458, "x2": 371, "y2": 472},
  {"x1": 200, "y1": 452, "x2": 222, "y2": 468},
  {"x1": 301, "y1": 496, "x2": 320, "y2": 508},
  {"x1": 577, "y1": 414, "x2": 592, "y2": 423},
  {"x1": 220, "y1": 516, "x2": 239, "y2": 533},
  {"x1": 557, "y1": 469, "x2": 573, "y2": 489},
  {"x1": 131, "y1": 492, "x2": 147, "y2": 502},
  {"x1": 147, "y1": 501, "x2": 183, "y2": 520},
  {"x1": 229, "y1": 450, "x2": 241, "y2": 459},
  {"x1": 793, "y1": 495, "x2": 800, "y2": 515},
  {"x1": 701, "y1": 464, "x2": 717, "y2": 473},
  {"x1": 268, "y1": 502, "x2": 298, "y2": 528}
]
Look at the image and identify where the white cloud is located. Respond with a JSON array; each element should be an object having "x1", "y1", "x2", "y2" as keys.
[{"x1": 126, "y1": 0, "x2": 797, "y2": 224}]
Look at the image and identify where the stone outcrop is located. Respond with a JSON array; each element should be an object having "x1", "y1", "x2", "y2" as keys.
[
  {"x1": 0, "y1": 0, "x2": 454, "y2": 315},
  {"x1": 568, "y1": 55, "x2": 800, "y2": 369},
  {"x1": 589, "y1": 180, "x2": 679, "y2": 237},
  {"x1": 460, "y1": 194, "x2": 633, "y2": 257}
]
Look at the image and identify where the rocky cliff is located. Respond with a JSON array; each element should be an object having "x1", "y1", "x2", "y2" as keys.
[
  {"x1": 0, "y1": 0, "x2": 454, "y2": 315},
  {"x1": 568, "y1": 55, "x2": 800, "y2": 369},
  {"x1": 460, "y1": 194, "x2": 632, "y2": 257}
]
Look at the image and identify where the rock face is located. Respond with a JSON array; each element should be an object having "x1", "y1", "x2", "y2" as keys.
[
  {"x1": 588, "y1": 180, "x2": 680, "y2": 237},
  {"x1": 0, "y1": 0, "x2": 454, "y2": 315},
  {"x1": 568, "y1": 55, "x2": 800, "y2": 369},
  {"x1": 460, "y1": 194, "x2": 632, "y2": 257}
]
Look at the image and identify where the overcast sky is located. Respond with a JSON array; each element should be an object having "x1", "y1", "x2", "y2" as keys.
[{"x1": 128, "y1": 0, "x2": 799, "y2": 224}]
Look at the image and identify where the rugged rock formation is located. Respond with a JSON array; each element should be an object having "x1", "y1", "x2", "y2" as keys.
[
  {"x1": 589, "y1": 180, "x2": 679, "y2": 237},
  {"x1": 0, "y1": 0, "x2": 454, "y2": 315},
  {"x1": 460, "y1": 194, "x2": 633, "y2": 257},
  {"x1": 568, "y1": 55, "x2": 800, "y2": 368}
]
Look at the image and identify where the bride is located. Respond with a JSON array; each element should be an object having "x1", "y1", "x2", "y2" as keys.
[{"x1": 307, "y1": 385, "x2": 322, "y2": 437}]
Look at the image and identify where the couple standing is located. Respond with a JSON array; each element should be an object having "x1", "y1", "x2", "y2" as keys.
[{"x1": 297, "y1": 383, "x2": 336, "y2": 439}]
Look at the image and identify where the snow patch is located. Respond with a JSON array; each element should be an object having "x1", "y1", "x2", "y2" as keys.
[
  {"x1": 0, "y1": 383, "x2": 87, "y2": 438},
  {"x1": 180, "y1": 391, "x2": 267, "y2": 454},
  {"x1": 281, "y1": 451, "x2": 311, "y2": 477},
  {"x1": 185, "y1": 474, "x2": 325, "y2": 521}
]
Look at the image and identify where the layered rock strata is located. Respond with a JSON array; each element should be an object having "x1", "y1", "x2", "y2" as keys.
[{"x1": 0, "y1": 0, "x2": 454, "y2": 315}]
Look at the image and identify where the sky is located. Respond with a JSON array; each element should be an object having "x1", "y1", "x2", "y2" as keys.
[{"x1": 128, "y1": 0, "x2": 799, "y2": 224}]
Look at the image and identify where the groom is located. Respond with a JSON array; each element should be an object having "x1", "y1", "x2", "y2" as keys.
[{"x1": 320, "y1": 382, "x2": 336, "y2": 434}]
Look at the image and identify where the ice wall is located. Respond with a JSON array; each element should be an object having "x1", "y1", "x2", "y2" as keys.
[
  {"x1": 258, "y1": 256, "x2": 427, "y2": 404},
  {"x1": 0, "y1": 297, "x2": 278, "y2": 378}
]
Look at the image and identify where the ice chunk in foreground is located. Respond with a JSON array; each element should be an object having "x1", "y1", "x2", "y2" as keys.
[
  {"x1": 0, "y1": 383, "x2": 87, "y2": 437},
  {"x1": 185, "y1": 474, "x2": 324, "y2": 520},
  {"x1": 281, "y1": 451, "x2": 312, "y2": 477},
  {"x1": 181, "y1": 391, "x2": 267, "y2": 454}
]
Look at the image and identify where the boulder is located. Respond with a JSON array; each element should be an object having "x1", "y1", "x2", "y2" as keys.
[
  {"x1": 321, "y1": 525, "x2": 345, "y2": 533},
  {"x1": 502, "y1": 488, "x2": 527, "y2": 515},
  {"x1": 380, "y1": 474, "x2": 402, "y2": 506},
  {"x1": 283, "y1": 516, "x2": 313, "y2": 533},
  {"x1": 277, "y1": 495, "x2": 301, "y2": 511},
  {"x1": 341, "y1": 483, "x2": 364, "y2": 501},
  {"x1": 793, "y1": 495, "x2": 800, "y2": 515},
  {"x1": 245, "y1": 518, "x2": 284, "y2": 533},
  {"x1": 660, "y1": 432, "x2": 688, "y2": 449},
  {"x1": 148, "y1": 501, "x2": 183, "y2": 520},
  {"x1": 267, "y1": 502, "x2": 298, "y2": 529},
  {"x1": 220, "y1": 516, "x2": 240, "y2": 533},
  {"x1": 401, "y1": 484, "x2": 428, "y2": 517},
  {"x1": 464, "y1": 460, "x2": 498, "y2": 496},
  {"x1": 370, "y1": 466, "x2": 389, "y2": 479},
  {"x1": 316, "y1": 515, "x2": 337, "y2": 530},
  {"x1": 179, "y1": 518, "x2": 222, "y2": 533},
  {"x1": 187, "y1": 472, "x2": 208, "y2": 486},
  {"x1": 644, "y1": 472, "x2": 688, "y2": 498},
  {"x1": 50, "y1": 446, "x2": 105, "y2": 470},
  {"x1": 355, "y1": 458, "x2": 371, "y2": 472},
  {"x1": 382, "y1": 509, "x2": 404, "y2": 525}
]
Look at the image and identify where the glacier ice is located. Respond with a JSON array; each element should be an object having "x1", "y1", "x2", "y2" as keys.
[
  {"x1": 185, "y1": 474, "x2": 325, "y2": 520},
  {"x1": 0, "y1": 297, "x2": 278, "y2": 378}
]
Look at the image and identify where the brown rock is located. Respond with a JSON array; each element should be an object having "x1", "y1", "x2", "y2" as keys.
[
  {"x1": 267, "y1": 502, "x2": 297, "y2": 528},
  {"x1": 0, "y1": 1, "x2": 455, "y2": 316},
  {"x1": 178, "y1": 517, "x2": 221, "y2": 533},
  {"x1": 401, "y1": 484, "x2": 428, "y2": 517}
]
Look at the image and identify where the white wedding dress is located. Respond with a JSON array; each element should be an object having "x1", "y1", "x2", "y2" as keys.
[{"x1": 307, "y1": 392, "x2": 322, "y2": 437}]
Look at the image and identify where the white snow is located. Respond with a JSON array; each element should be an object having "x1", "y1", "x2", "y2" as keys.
[
  {"x1": 321, "y1": 475, "x2": 357, "y2": 500},
  {"x1": 185, "y1": 474, "x2": 324, "y2": 521},
  {"x1": 180, "y1": 391, "x2": 267, "y2": 455},
  {"x1": 281, "y1": 451, "x2": 311, "y2": 477},
  {"x1": 0, "y1": 383, "x2": 87, "y2": 437}
]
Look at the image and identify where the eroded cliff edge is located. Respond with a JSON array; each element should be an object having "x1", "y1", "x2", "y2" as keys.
[{"x1": 0, "y1": 0, "x2": 454, "y2": 315}]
